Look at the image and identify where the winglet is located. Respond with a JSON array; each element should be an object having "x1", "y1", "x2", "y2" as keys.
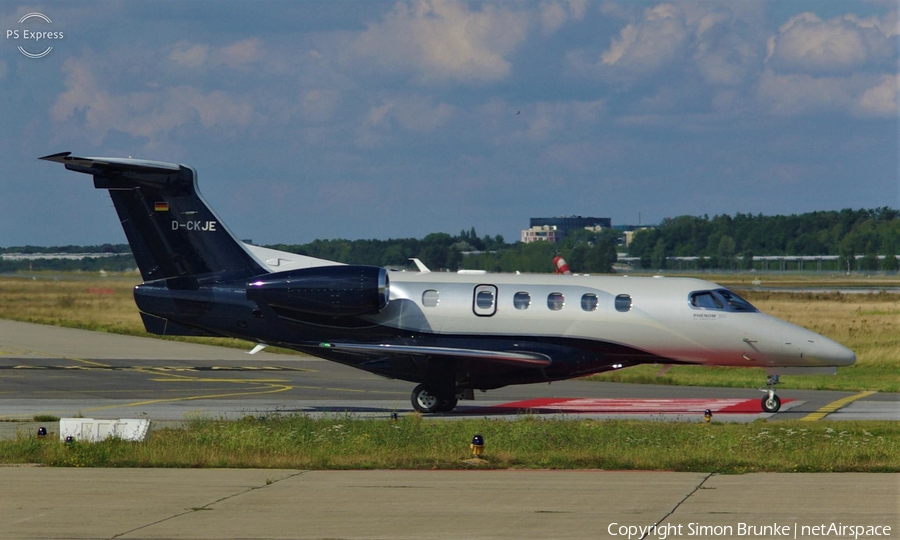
[{"x1": 409, "y1": 258, "x2": 431, "y2": 273}]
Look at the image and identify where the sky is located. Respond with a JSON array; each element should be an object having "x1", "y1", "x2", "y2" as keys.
[{"x1": 1, "y1": 0, "x2": 898, "y2": 247}]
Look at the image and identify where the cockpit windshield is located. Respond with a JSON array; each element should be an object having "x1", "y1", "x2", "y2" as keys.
[
  {"x1": 715, "y1": 289, "x2": 757, "y2": 312},
  {"x1": 689, "y1": 289, "x2": 758, "y2": 312}
]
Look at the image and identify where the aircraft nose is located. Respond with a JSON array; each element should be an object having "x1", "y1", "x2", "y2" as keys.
[{"x1": 804, "y1": 338, "x2": 856, "y2": 367}]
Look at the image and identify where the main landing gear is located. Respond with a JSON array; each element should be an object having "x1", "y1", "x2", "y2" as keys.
[
  {"x1": 760, "y1": 374, "x2": 781, "y2": 413},
  {"x1": 411, "y1": 384, "x2": 458, "y2": 413}
]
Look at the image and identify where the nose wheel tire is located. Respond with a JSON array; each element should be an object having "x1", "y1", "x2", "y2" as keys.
[
  {"x1": 411, "y1": 384, "x2": 458, "y2": 413},
  {"x1": 761, "y1": 394, "x2": 781, "y2": 413}
]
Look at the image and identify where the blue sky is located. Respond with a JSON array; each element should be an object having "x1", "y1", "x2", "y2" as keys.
[{"x1": 1, "y1": 1, "x2": 897, "y2": 246}]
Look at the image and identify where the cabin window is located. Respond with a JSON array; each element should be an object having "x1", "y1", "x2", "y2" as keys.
[
  {"x1": 615, "y1": 294, "x2": 632, "y2": 312},
  {"x1": 513, "y1": 291, "x2": 531, "y2": 310},
  {"x1": 476, "y1": 291, "x2": 494, "y2": 309},
  {"x1": 422, "y1": 289, "x2": 439, "y2": 307},
  {"x1": 581, "y1": 293, "x2": 598, "y2": 312},
  {"x1": 472, "y1": 285, "x2": 498, "y2": 316},
  {"x1": 547, "y1": 292, "x2": 565, "y2": 311}
]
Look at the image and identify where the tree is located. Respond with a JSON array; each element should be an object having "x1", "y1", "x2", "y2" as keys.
[
  {"x1": 860, "y1": 243, "x2": 880, "y2": 272},
  {"x1": 650, "y1": 239, "x2": 667, "y2": 270},
  {"x1": 882, "y1": 246, "x2": 899, "y2": 272},
  {"x1": 717, "y1": 235, "x2": 736, "y2": 269}
]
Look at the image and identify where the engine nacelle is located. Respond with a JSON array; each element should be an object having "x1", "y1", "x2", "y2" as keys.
[{"x1": 246, "y1": 265, "x2": 389, "y2": 317}]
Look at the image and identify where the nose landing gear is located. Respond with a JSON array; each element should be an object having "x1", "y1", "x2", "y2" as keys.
[{"x1": 759, "y1": 374, "x2": 782, "y2": 413}]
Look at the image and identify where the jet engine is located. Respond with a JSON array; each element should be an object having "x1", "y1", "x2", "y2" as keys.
[{"x1": 247, "y1": 265, "x2": 389, "y2": 317}]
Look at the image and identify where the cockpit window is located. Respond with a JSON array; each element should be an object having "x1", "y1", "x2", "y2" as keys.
[
  {"x1": 715, "y1": 289, "x2": 758, "y2": 312},
  {"x1": 689, "y1": 289, "x2": 758, "y2": 312},
  {"x1": 690, "y1": 291, "x2": 723, "y2": 309}
]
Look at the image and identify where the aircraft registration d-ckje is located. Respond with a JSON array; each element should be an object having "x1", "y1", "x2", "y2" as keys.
[{"x1": 41, "y1": 152, "x2": 856, "y2": 413}]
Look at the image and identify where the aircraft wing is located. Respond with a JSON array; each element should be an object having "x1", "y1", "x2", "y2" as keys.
[{"x1": 315, "y1": 342, "x2": 552, "y2": 367}]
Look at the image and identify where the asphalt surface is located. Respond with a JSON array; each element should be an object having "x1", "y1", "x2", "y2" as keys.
[
  {"x1": 1, "y1": 320, "x2": 897, "y2": 540},
  {"x1": 1, "y1": 468, "x2": 898, "y2": 540},
  {"x1": 0, "y1": 319, "x2": 896, "y2": 427}
]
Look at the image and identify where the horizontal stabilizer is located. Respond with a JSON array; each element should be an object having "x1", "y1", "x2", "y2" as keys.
[{"x1": 40, "y1": 152, "x2": 181, "y2": 174}]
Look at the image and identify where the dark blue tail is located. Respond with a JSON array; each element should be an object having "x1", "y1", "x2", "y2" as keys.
[{"x1": 41, "y1": 152, "x2": 265, "y2": 283}]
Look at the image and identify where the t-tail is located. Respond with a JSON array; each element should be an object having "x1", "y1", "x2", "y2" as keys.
[{"x1": 40, "y1": 152, "x2": 266, "y2": 284}]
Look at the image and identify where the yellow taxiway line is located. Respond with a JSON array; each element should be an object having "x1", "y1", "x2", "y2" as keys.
[{"x1": 799, "y1": 390, "x2": 877, "y2": 421}]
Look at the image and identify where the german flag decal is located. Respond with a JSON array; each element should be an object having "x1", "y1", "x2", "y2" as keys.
[{"x1": 154, "y1": 202, "x2": 169, "y2": 212}]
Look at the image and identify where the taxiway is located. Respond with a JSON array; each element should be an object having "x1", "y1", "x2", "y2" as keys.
[{"x1": 0, "y1": 320, "x2": 896, "y2": 426}]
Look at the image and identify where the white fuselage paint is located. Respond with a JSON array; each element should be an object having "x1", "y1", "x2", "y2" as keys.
[
  {"x1": 370, "y1": 272, "x2": 855, "y2": 369},
  {"x1": 246, "y1": 245, "x2": 856, "y2": 371}
]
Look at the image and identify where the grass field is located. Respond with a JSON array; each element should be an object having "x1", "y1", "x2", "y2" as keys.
[
  {"x1": 0, "y1": 272, "x2": 897, "y2": 392},
  {"x1": 1, "y1": 415, "x2": 897, "y2": 472}
]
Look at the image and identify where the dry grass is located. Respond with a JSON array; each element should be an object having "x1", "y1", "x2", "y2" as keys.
[
  {"x1": 0, "y1": 274, "x2": 260, "y2": 350},
  {"x1": 0, "y1": 274, "x2": 144, "y2": 334}
]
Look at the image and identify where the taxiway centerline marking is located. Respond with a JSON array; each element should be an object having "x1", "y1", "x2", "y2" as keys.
[{"x1": 799, "y1": 390, "x2": 877, "y2": 421}]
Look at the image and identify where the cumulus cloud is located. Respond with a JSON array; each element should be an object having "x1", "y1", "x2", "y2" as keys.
[
  {"x1": 856, "y1": 73, "x2": 900, "y2": 118},
  {"x1": 363, "y1": 95, "x2": 456, "y2": 134},
  {"x1": 168, "y1": 39, "x2": 264, "y2": 70},
  {"x1": 600, "y1": 4, "x2": 689, "y2": 72},
  {"x1": 570, "y1": 3, "x2": 761, "y2": 88},
  {"x1": 540, "y1": 0, "x2": 588, "y2": 36},
  {"x1": 169, "y1": 42, "x2": 209, "y2": 68},
  {"x1": 755, "y1": 69, "x2": 895, "y2": 118},
  {"x1": 351, "y1": 0, "x2": 530, "y2": 83},
  {"x1": 51, "y1": 58, "x2": 256, "y2": 143},
  {"x1": 757, "y1": 10, "x2": 898, "y2": 118},
  {"x1": 765, "y1": 12, "x2": 895, "y2": 75}
]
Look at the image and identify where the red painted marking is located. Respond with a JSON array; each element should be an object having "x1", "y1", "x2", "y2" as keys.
[
  {"x1": 86, "y1": 288, "x2": 115, "y2": 295},
  {"x1": 478, "y1": 397, "x2": 792, "y2": 414}
]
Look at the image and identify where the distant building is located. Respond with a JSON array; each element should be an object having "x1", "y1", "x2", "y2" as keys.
[
  {"x1": 521, "y1": 225, "x2": 563, "y2": 243},
  {"x1": 521, "y1": 216, "x2": 611, "y2": 244}
]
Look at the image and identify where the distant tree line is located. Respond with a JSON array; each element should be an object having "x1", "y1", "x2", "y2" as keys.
[
  {"x1": 273, "y1": 227, "x2": 619, "y2": 273},
  {"x1": 0, "y1": 244, "x2": 131, "y2": 254},
  {"x1": 628, "y1": 208, "x2": 900, "y2": 271},
  {"x1": 0, "y1": 255, "x2": 137, "y2": 273},
  {"x1": 5, "y1": 208, "x2": 899, "y2": 274},
  {"x1": 460, "y1": 228, "x2": 620, "y2": 274}
]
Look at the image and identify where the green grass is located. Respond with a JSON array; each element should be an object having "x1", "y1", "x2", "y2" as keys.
[{"x1": 1, "y1": 415, "x2": 897, "y2": 473}]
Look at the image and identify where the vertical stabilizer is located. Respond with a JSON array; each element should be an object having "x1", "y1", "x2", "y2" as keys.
[{"x1": 40, "y1": 152, "x2": 265, "y2": 282}]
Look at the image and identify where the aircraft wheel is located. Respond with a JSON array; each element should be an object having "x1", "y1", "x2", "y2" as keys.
[
  {"x1": 761, "y1": 394, "x2": 781, "y2": 413},
  {"x1": 437, "y1": 397, "x2": 458, "y2": 412},
  {"x1": 411, "y1": 384, "x2": 442, "y2": 413}
]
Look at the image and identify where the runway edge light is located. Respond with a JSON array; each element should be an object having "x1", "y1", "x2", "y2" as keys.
[{"x1": 470, "y1": 434, "x2": 484, "y2": 457}]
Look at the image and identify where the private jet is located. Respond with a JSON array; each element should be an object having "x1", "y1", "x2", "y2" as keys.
[{"x1": 41, "y1": 152, "x2": 856, "y2": 413}]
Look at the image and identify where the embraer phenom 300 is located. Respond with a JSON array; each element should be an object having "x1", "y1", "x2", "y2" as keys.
[{"x1": 41, "y1": 152, "x2": 856, "y2": 413}]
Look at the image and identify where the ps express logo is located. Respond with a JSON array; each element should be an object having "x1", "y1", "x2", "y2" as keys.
[{"x1": 7, "y1": 12, "x2": 63, "y2": 58}]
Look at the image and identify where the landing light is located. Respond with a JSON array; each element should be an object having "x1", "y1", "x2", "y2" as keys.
[
  {"x1": 612, "y1": 363, "x2": 623, "y2": 369},
  {"x1": 37, "y1": 427, "x2": 47, "y2": 438},
  {"x1": 704, "y1": 409, "x2": 713, "y2": 423}
]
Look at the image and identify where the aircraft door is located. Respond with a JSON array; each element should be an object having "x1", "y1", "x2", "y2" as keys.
[{"x1": 473, "y1": 285, "x2": 498, "y2": 317}]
